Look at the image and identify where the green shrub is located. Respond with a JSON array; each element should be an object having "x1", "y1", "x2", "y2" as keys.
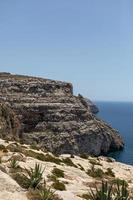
[
  {"x1": 25, "y1": 150, "x2": 46, "y2": 161},
  {"x1": 26, "y1": 163, "x2": 44, "y2": 189},
  {"x1": 81, "y1": 193, "x2": 91, "y2": 200},
  {"x1": 112, "y1": 178, "x2": 128, "y2": 187},
  {"x1": 27, "y1": 188, "x2": 63, "y2": 200},
  {"x1": 7, "y1": 143, "x2": 23, "y2": 153},
  {"x1": 25, "y1": 151, "x2": 61, "y2": 165},
  {"x1": 89, "y1": 159, "x2": 102, "y2": 166},
  {"x1": 87, "y1": 165, "x2": 104, "y2": 178},
  {"x1": 9, "y1": 158, "x2": 19, "y2": 169},
  {"x1": 47, "y1": 174, "x2": 57, "y2": 182},
  {"x1": 115, "y1": 180, "x2": 130, "y2": 199},
  {"x1": 62, "y1": 157, "x2": 77, "y2": 167},
  {"x1": 88, "y1": 180, "x2": 131, "y2": 200},
  {"x1": 44, "y1": 154, "x2": 61, "y2": 165},
  {"x1": 52, "y1": 168, "x2": 64, "y2": 178},
  {"x1": 105, "y1": 168, "x2": 115, "y2": 177},
  {"x1": 52, "y1": 180, "x2": 66, "y2": 191},
  {"x1": 89, "y1": 181, "x2": 113, "y2": 200},
  {"x1": 39, "y1": 187, "x2": 55, "y2": 200},
  {"x1": 27, "y1": 189, "x2": 40, "y2": 200},
  {"x1": 12, "y1": 173, "x2": 30, "y2": 189}
]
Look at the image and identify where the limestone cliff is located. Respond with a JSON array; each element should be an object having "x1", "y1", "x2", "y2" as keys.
[{"x1": 0, "y1": 72, "x2": 124, "y2": 155}]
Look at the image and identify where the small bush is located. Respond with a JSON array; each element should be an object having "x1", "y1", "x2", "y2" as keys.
[
  {"x1": 81, "y1": 193, "x2": 91, "y2": 199},
  {"x1": 80, "y1": 153, "x2": 88, "y2": 159},
  {"x1": 27, "y1": 188, "x2": 63, "y2": 200},
  {"x1": 87, "y1": 165, "x2": 104, "y2": 178},
  {"x1": 25, "y1": 150, "x2": 46, "y2": 161},
  {"x1": 89, "y1": 159, "x2": 102, "y2": 166},
  {"x1": 27, "y1": 189, "x2": 41, "y2": 200},
  {"x1": 52, "y1": 168, "x2": 64, "y2": 178},
  {"x1": 44, "y1": 154, "x2": 61, "y2": 165},
  {"x1": 62, "y1": 157, "x2": 77, "y2": 167},
  {"x1": 7, "y1": 143, "x2": 23, "y2": 153},
  {"x1": 52, "y1": 180, "x2": 66, "y2": 191},
  {"x1": 105, "y1": 168, "x2": 115, "y2": 177},
  {"x1": 12, "y1": 173, "x2": 30, "y2": 189},
  {"x1": 39, "y1": 187, "x2": 55, "y2": 200},
  {"x1": 47, "y1": 174, "x2": 57, "y2": 182},
  {"x1": 25, "y1": 151, "x2": 61, "y2": 165}
]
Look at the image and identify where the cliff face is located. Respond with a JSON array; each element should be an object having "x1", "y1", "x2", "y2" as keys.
[{"x1": 0, "y1": 73, "x2": 124, "y2": 155}]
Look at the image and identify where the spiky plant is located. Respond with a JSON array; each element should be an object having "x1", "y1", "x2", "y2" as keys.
[
  {"x1": 26, "y1": 163, "x2": 44, "y2": 189},
  {"x1": 89, "y1": 181, "x2": 113, "y2": 200},
  {"x1": 114, "y1": 180, "x2": 130, "y2": 200},
  {"x1": 88, "y1": 181, "x2": 132, "y2": 200},
  {"x1": 9, "y1": 158, "x2": 19, "y2": 169},
  {"x1": 39, "y1": 187, "x2": 55, "y2": 200}
]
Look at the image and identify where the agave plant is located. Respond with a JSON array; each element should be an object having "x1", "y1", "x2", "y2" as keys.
[
  {"x1": 89, "y1": 181, "x2": 113, "y2": 200},
  {"x1": 89, "y1": 180, "x2": 132, "y2": 200},
  {"x1": 39, "y1": 187, "x2": 55, "y2": 200},
  {"x1": 26, "y1": 163, "x2": 44, "y2": 189},
  {"x1": 9, "y1": 158, "x2": 19, "y2": 169},
  {"x1": 114, "y1": 180, "x2": 130, "y2": 200}
]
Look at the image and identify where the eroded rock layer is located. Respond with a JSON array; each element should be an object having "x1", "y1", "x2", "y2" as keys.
[{"x1": 0, "y1": 72, "x2": 124, "y2": 155}]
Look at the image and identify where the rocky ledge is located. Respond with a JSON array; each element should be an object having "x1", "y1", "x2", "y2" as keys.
[{"x1": 0, "y1": 72, "x2": 124, "y2": 156}]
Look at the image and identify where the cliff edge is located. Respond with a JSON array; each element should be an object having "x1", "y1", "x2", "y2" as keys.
[{"x1": 0, "y1": 72, "x2": 124, "y2": 155}]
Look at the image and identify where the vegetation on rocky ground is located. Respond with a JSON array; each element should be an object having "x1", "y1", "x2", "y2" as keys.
[
  {"x1": 52, "y1": 167, "x2": 65, "y2": 178},
  {"x1": 82, "y1": 180, "x2": 132, "y2": 200}
]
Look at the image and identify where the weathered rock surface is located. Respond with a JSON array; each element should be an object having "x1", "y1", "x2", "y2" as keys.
[
  {"x1": 0, "y1": 72, "x2": 124, "y2": 156},
  {"x1": 0, "y1": 139, "x2": 132, "y2": 200},
  {"x1": 85, "y1": 98, "x2": 99, "y2": 114},
  {"x1": 0, "y1": 169, "x2": 27, "y2": 200}
]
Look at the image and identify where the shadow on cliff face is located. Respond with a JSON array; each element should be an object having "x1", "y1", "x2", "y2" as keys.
[{"x1": 0, "y1": 103, "x2": 20, "y2": 140}]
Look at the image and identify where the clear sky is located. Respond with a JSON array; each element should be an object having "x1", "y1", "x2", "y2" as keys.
[{"x1": 0, "y1": 0, "x2": 133, "y2": 101}]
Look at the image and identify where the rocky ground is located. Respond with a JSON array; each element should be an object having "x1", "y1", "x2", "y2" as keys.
[{"x1": 0, "y1": 139, "x2": 133, "y2": 200}]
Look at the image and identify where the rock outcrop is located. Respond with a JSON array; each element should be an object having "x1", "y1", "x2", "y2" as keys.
[
  {"x1": 85, "y1": 98, "x2": 99, "y2": 114},
  {"x1": 0, "y1": 168, "x2": 27, "y2": 200},
  {"x1": 0, "y1": 72, "x2": 124, "y2": 156}
]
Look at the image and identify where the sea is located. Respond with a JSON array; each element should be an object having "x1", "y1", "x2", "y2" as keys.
[{"x1": 95, "y1": 101, "x2": 133, "y2": 165}]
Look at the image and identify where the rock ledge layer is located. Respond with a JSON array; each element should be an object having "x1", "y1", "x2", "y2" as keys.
[{"x1": 0, "y1": 73, "x2": 124, "y2": 155}]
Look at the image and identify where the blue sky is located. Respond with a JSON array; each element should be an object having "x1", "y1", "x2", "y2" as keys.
[{"x1": 0, "y1": 0, "x2": 133, "y2": 101}]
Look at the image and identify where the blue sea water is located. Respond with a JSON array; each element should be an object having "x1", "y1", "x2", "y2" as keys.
[{"x1": 96, "y1": 101, "x2": 133, "y2": 165}]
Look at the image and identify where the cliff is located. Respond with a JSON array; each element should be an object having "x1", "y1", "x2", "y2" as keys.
[{"x1": 0, "y1": 72, "x2": 124, "y2": 156}]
